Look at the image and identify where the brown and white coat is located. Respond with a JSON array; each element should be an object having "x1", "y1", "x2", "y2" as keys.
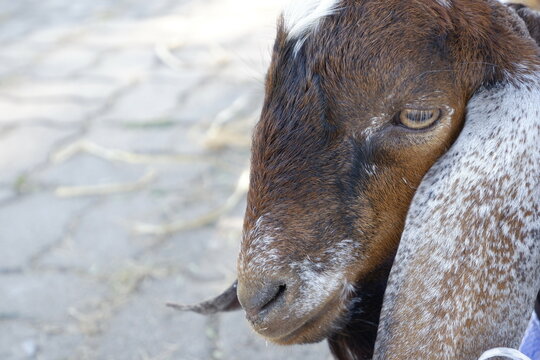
[{"x1": 174, "y1": 1, "x2": 540, "y2": 359}]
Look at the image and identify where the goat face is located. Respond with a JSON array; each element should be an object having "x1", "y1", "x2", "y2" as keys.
[{"x1": 236, "y1": 0, "x2": 538, "y2": 349}]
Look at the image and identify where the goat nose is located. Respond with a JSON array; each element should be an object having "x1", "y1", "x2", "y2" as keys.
[{"x1": 237, "y1": 281, "x2": 286, "y2": 322}]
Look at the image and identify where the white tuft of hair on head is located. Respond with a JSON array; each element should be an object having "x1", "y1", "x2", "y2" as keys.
[
  {"x1": 436, "y1": 0, "x2": 452, "y2": 8},
  {"x1": 283, "y1": 0, "x2": 341, "y2": 55}
]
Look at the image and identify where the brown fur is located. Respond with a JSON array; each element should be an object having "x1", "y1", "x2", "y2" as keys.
[
  {"x1": 239, "y1": 0, "x2": 539, "y2": 353},
  {"x1": 176, "y1": 2, "x2": 540, "y2": 359}
]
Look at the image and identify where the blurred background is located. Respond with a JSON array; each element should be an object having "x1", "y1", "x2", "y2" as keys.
[
  {"x1": 3, "y1": 0, "x2": 540, "y2": 359},
  {"x1": 0, "y1": 0, "x2": 330, "y2": 359}
]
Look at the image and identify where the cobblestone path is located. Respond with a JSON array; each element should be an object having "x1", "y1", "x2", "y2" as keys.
[{"x1": 0, "y1": 0, "x2": 330, "y2": 359}]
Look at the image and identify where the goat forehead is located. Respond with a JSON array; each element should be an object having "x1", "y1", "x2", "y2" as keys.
[
  {"x1": 278, "y1": 4, "x2": 453, "y2": 87},
  {"x1": 283, "y1": 0, "x2": 454, "y2": 55}
]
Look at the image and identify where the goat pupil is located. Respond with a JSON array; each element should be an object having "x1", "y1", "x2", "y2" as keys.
[{"x1": 408, "y1": 110, "x2": 433, "y2": 122}]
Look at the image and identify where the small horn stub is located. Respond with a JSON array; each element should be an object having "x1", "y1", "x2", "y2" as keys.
[{"x1": 167, "y1": 280, "x2": 241, "y2": 315}]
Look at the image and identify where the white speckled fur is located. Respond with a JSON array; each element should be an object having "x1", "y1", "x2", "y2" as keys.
[
  {"x1": 290, "y1": 239, "x2": 360, "y2": 315},
  {"x1": 239, "y1": 212, "x2": 359, "y2": 317},
  {"x1": 238, "y1": 215, "x2": 283, "y2": 276},
  {"x1": 374, "y1": 71, "x2": 540, "y2": 359}
]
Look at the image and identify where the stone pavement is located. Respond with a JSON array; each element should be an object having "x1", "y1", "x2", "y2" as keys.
[{"x1": 0, "y1": 0, "x2": 330, "y2": 359}]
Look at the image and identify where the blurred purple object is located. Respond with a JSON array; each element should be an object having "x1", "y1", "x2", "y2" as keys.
[{"x1": 520, "y1": 312, "x2": 540, "y2": 360}]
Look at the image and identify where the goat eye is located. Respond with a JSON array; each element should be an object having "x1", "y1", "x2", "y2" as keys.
[{"x1": 399, "y1": 109, "x2": 441, "y2": 129}]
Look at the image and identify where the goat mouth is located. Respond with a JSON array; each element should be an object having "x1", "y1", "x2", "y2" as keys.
[{"x1": 257, "y1": 290, "x2": 346, "y2": 345}]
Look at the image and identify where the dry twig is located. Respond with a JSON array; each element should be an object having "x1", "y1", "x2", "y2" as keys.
[
  {"x1": 154, "y1": 41, "x2": 184, "y2": 72},
  {"x1": 52, "y1": 140, "x2": 207, "y2": 165},
  {"x1": 55, "y1": 170, "x2": 156, "y2": 198},
  {"x1": 132, "y1": 169, "x2": 249, "y2": 235}
]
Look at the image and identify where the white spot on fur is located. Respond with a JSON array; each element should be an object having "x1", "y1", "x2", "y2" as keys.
[
  {"x1": 283, "y1": 0, "x2": 340, "y2": 54},
  {"x1": 296, "y1": 270, "x2": 344, "y2": 316},
  {"x1": 436, "y1": 0, "x2": 452, "y2": 8},
  {"x1": 240, "y1": 215, "x2": 361, "y2": 319},
  {"x1": 362, "y1": 116, "x2": 385, "y2": 141},
  {"x1": 238, "y1": 215, "x2": 283, "y2": 276},
  {"x1": 289, "y1": 239, "x2": 360, "y2": 315}
]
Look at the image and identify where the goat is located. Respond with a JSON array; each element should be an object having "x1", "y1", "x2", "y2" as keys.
[{"x1": 173, "y1": 1, "x2": 540, "y2": 359}]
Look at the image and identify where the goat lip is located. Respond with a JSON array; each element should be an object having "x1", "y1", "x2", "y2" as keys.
[
  {"x1": 245, "y1": 291, "x2": 288, "y2": 329},
  {"x1": 255, "y1": 292, "x2": 342, "y2": 344},
  {"x1": 248, "y1": 299, "x2": 307, "y2": 339},
  {"x1": 251, "y1": 314, "x2": 308, "y2": 341}
]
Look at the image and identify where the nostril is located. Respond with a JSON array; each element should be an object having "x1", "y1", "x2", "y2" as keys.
[
  {"x1": 261, "y1": 284, "x2": 286, "y2": 311},
  {"x1": 238, "y1": 282, "x2": 287, "y2": 321}
]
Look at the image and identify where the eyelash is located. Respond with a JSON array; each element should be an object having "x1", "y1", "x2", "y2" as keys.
[{"x1": 395, "y1": 108, "x2": 442, "y2": 130}]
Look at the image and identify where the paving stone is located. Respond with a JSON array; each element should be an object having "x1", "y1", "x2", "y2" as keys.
[
  {"x1": 0, "y1": 321, "x2": 39, "y2": 360},
  {"x1": 120, "y1": 0, "x2": 186, "y2": 19},
  {"x1": 34, "y1": 333, "x2": 85, "y2": 360},
  {"x1": 85, "y1": 122, "x2": 183, "y2": 154},
  {"x1": 177, "y1": 79, "x2": 255, "y2": 125},
  {"x1": 0, "y1": 194, "x2": 93, "y2": 269},
  {"x1": 0, "y1": 125, "x2": 76, "y2": 180},
  {"x1": 87, "y1": 47, "x2": 158, "y2": 80},
  {"x1": 168, "y1": 43, "x2": 232, "y2": 70},
  {"x1": 0, "y1": 79, "x2": 122, "y2": 100},
  {"x1": 23, "y1": 24, "x2": 82, "y2": 45},
  {"x1": 80, "y1": 20, "x2": 177, "y2": 48},
  {"x1": 1, "y1": 0, "x2": 111, "y2": 32},
  {"x1": 31, "y1": 47, "x2": 99, "y2": 78},
  {"x1": 0, "y1": 0, "x2": 297, "y2": 359},
  {"x1": 144, "y1": 64, "x2": 207, "y2": 86},
  {"x1": 36, "y1": 152, "x2": 148, "y2": 187},
  {"x1": 0, "y1": 18, "x2": 34, "y2": 44},
  {"x1": 0, "y1": 272, "x2": 107, "y2": 323},
  {"x1": 150, "y1": 0, "x2": 281, "y2": 45},
  {"x1": 0, "y1": 42, "x2": 51, "y2": 75},
  {"x1": 0, "y1": 99, "x2": 99, "y2": 124},
  {"x1": 98, "y1": 81, "x2": 189, "y2": 123},
  {"x1": 218, "y1": 38, "x2": 275, "y2": 82},
  {"x1": 149, "y1": 158, "x2": 242, "y2": 194},
  {"x1": 220, "y1": 312, "x2": 332, "y2": 360},
  {"x1": 32, "y1": 0, "x2": 113, "y2": 23},
  {"x1": 0, "y1": 187, "x2": 14, "y2": 203},
  {"x1": 0, "y1": 320, "x2": 85, "y2": 360},
  {"x1": 88, "y1": 115, "x2": 243, "y2": 160},
  {"x1": 95, "y1": 275, "x2": 212, "y2": 360},
  {"x1": 0, "y1": 1, "x2": 22, "y2": 17},
  {"x1": 146, "y1": 226, "x2": 237, "y2": 284},
  {"x1": 38, "y1": 193, "x2": 163, "y2": 272}
]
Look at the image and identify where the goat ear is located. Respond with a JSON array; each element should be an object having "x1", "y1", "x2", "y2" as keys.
[
  {"x1": 374, "y1": 66, "x2": 540, "y2": 358},
  {"x1": 507, "y1": 2, "x2": 540, "y2": 43},
  {"x1": 167, "y1": 280, "x2": 241, "y2": 315}
]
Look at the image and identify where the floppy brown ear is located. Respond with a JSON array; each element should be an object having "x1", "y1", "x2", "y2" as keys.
[
  {"x1": 167, "y1": 281, "x2": 241, "y2": 315},
  {"x1": 507, "y1": 2, "x2": 540, "y2": 42}
]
